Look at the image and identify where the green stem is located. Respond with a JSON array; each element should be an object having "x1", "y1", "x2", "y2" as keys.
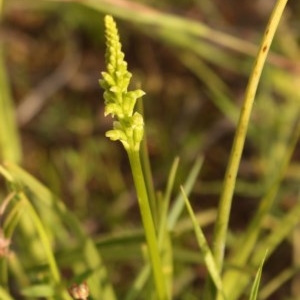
[
  {"x1": 127, "y1": 149, "x2": 168, "y2": 300},
  {"x1": 138, "y1": 100, "x2": 158, "y2": 228},
  {"x1": 212, "y1": 0, "x2": 288, "y2": 277}
]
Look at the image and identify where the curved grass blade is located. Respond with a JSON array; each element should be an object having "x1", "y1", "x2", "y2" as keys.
[
  {"x1": 249, "y1": 252, "x2": 267, "y2": 300},
  {"x1": 181, "y1": 186, "x2": 226, "y2": 300},
  {"x1": 168, "y1": 156, "x2": 203, "y2": 230}
]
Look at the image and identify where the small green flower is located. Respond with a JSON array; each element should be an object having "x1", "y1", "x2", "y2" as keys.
[{"x1": 99, "y1": 15, "x2": 145, "y2": 151}]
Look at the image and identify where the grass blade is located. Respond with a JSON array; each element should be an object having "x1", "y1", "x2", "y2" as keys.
[
  {"x1": 221, "y1": 112, "x2": 300, "y2": 300},
  {"x1": 0, "y1": 162, "x2": 117, "y2": 300},
  {"x1": 0, "y1": 48, "x2": 21, "y2": 163},
  {"x1": 212, "y1": 0, "x2": 289, "y2": 278},
  {"x1": 168, "y1": 156, "x2": 203, "y2": 230},
  {"x1": 249, "y1": 253, "x2": 267, "y2": 300},
  {"x1": 181, "y1": 186, "x2": 226, "y2": 300}
]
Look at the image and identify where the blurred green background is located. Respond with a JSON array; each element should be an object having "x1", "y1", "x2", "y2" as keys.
[{"x1": 1, "y1": 0, "x2": 300, "y2": 299}]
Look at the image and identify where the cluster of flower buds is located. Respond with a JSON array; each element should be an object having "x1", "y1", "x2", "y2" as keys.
[{"x1": 99, "y1": 15, "x2": 145, "y2": 152}]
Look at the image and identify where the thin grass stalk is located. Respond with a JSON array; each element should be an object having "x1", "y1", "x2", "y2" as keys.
[
  {"x1": 73, "y1": 0, "x2": 258, "y2": 57},
  {"x1": 248, "y1": 253, "x2": 266, "y2": 300},
  {"x1": 168, "y1": 156, "x2": 203, "y2": 230},
  {"x1": 56, "y1": 0, "x2": 296, "y2": 72},
  {"x1": 125, "y1": 157, "x2": 202, "y2": 300},
  {"x1": 0, "y1": 48, "x2": 22, "y2": 163},
  {"x1": 181, "y1": 187, "x2": 225, "y2": 300},
  {"x1": 212, "y1": 0, "x2": 289, "y2": 276},
  {"x1": 220, "y1": 113, "x2": 300, "y2": 300},
  {"x1": 155, "y1": 26, "x2": 241, "y2": 72},
  {"x1": 158, "y1": 157, "x2": 180, "y2": 247},
  {"x1": 138, "y1": 99, "x2": 158, "y2": 227},
  {"x1": 226, "y1": 192, "x2": 300, "y2": 300},
  {"x1": 157, "y1": 157, "x2": 180, "y2": 297},
  {"x1": 0, "y1": 0, "x2": 21, "y2": 163},
  {"x1": 125, "y1": 265, "x2": 151, "y2": 300},
  {"x1": 127, "y1": 149, "x2": 168, "y2": 300},
  {"x1": 237, "y1": 113, "x2": 299, "y2": 262},
  {"x1": 176, "y1": 52, "x2": 238, "y2": 122},
  {"x1": 163, "y1": 157, "x2": 180, "y2": 220}
]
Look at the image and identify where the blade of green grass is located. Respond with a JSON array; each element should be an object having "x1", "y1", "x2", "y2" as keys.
[
  {"x1": 248, "y1": 252, "x2": 266, "y2": 300},
  {"x1": 181, "y1": 186, "x2": 226, "y2": 300},
  {"x1": 45, "y1": 0, "x2": 295, "y2": 72},
  {"x1": 0, "y1": 0, "x2": 21, "y2": 163},
  {"x1": 60, "y1": 0, "x2": 258, "y2": 58},
  {"x1": 157, "y1": 157, "x2": 180, "y2": 297},
  {"x1": 0, "y1": 48, "x2": 22, "y2": 163},
  {"x1": 124, "y1": 265, "x2": 151, "y2": 300},
  {"x1": 168, "y1": 156, "x2": 203, "y2": 230},
  {"x1": 176, "y1": 51, "x2": 238, "y2": 122},
  {"x1": 125, "y1": 157, "x2": 200, "y2": 299},
  {"x1": 138, "y1": 98, "x2": 158, "y2": 227},
  {"x1": 212, "y1": 1, "x2": 289, "y2": 291},
  {"x1": 127, "y1": 149, "x2": 169, "y2": 300},
  {"x1": 162, "y1": 157, "x2": 180, "y2": 219},
  {"x1": 220, "y1": 112, "x2": 300, "y2": 300},
  {"x1": 0, "y1": 162, "x2": 117, "y2": 300},
  {"x1": 174, "y1": 209, "x2": 216, "y2": 237}
]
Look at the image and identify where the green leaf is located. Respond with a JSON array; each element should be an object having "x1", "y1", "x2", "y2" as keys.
[
  {"x1": 181, "y1": 187, "x2": 226, "y2": 299},
  {"x1": 249, "y1": 252, "x2": 267, "y2": 300}
]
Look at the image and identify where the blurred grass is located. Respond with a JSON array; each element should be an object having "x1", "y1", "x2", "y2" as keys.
[
  {"x1": 0, "y1": 162, "x2": 116, "y2": 299},
  {"x1": 0, "y1": 0, "x2": 300, "y2": 299},
  {"x1": 0, "y1": 45, "x2": 22, "y2": 163}
]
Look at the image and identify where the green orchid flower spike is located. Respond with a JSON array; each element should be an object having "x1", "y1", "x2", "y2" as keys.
[
  {"x1": 99, "y1": 15, "x2": 145, "y2": 151},
  {"x1": 100, "y1": 15, "x2": 169, "y2": 300}
]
